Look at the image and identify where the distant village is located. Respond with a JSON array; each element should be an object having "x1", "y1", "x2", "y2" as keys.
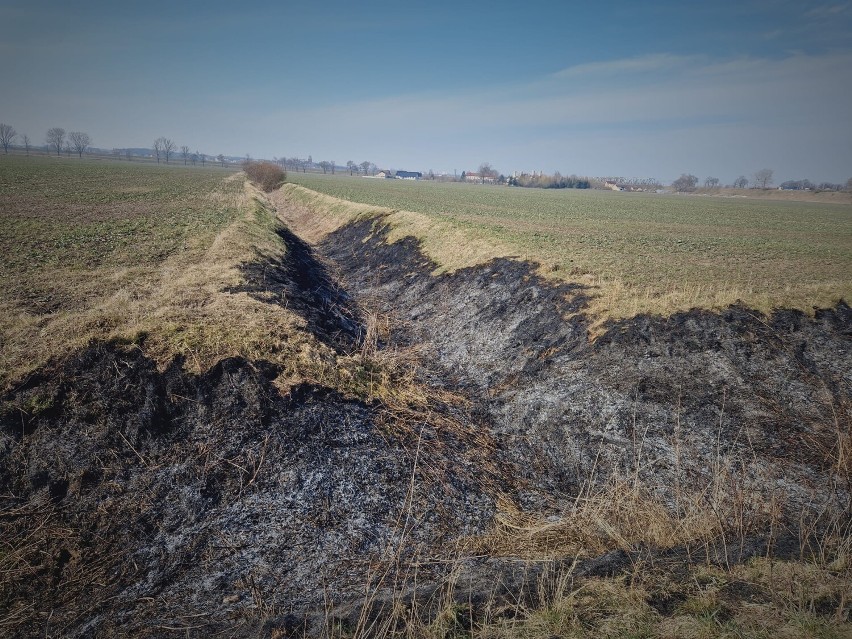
[{"x1": 2, "y1": 125, "x2": 847, "y2": 192}]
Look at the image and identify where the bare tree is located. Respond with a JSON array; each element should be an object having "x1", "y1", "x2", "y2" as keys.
[
  {"x1": 125, "y1": 148, "x2": 133, "y2": 161},
  {"x1": 753, "y1": 168, "x2": 773, "y2": 189},
  {"x1": 68, "y1": 131, "x2": 91, "y2": 158},
  {"x1": 0, "y1": 123, "x2": 15, "y2": 153},
  {"x1": 478, "y1": 162, "x2": 497, "y2": 183},
  {"x1": 733, "y1": 175, "x2": 748, "y2": 189},
  {"x1": 318, "y1": 161, "x2": 331, "y2": 174},
  {"x1": 816, "y1": 182, "x2": 841, "y2": 191},
  {"x1": 672, "y1": 173, "x2": 699, "y2": 192},
  {"x1": 181, "y1": 145, "x2": 191, "y2": 165},
  {"x1": 360, "y1": 161, "x2": 371, "y2": 175},
  {"x1": 704, "y1": 176, "x2": 720, "y2": 188},
  {"x1": 346, "y1": 161, "x2": 356, "y2": 175},
  {"x1": 162, "y1": 138, "x2": 175, "y2": 163},
  {"x1": 22, "y1": 134, "x2": 30, "y2": 155},
  {"x1": 153, "y1": 138, "x2": 163, "y2": 164},
  {"x1": 217, "y1": 154, "x2": 225, "y2": 167},
  {"x1": 329, "y1": 160, "x2": 335, "y2": 175},
  {"x1": 47, "y1": 127, "x2": 65, "y2": 156},
  {"x1": 197, "y1": 151, "x2": 205, "y2": 166}
]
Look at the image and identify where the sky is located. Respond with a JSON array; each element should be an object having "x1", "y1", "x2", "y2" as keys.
[{"x1": 2, "y1": 0, "x2": 852, "y2": 183}]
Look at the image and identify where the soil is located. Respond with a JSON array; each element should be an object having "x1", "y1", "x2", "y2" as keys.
[{"x1": 1, "y1": 194, "x2": 849, "y2": 637}]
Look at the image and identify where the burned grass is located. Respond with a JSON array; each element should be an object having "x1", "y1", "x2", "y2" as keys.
[
  {"x1": 280, "y1": 178, "x2": 852, "y2": 327},
  {"x1": 275, "y1": 187, "x2": 851, "y2": 637},
  {"x1": 1, "y1": 157, "x2": 850, "y2": 636},
  {"x1": 0, "y1": 156, "x2": 519, "y2": 636},
  {"x1": 0, "y1": 343, "x2": 508, "y2": 637}
]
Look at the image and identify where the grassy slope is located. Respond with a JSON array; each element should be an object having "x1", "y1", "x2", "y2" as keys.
[
  {"x1": 285, "y1": 173, "x2": 852, "y2": 323},
  {"x1": 0, "y1": 156, "x2": 454, "y2": 408},
  {"x1": 0, "y1": 156, "x2": 327, "y2": 391},
  {"x1": 276, "y1": 179, "x2": 852, "y2": 637}
]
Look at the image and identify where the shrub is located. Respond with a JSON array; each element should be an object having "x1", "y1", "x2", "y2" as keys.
[{"x1": 243, "y1": 161, "x2": 286, "y2": 192}]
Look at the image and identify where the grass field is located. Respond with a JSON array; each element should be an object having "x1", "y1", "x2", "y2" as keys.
[
  {"x1": 0, "y1": 157, "x2": 448, "y2": 408},
  {"x1": 0, "y1": 155, "x2": 310, "y2": 390},
  {"x1": 286, "y1": 173, "x2": 852, "y2": 323}
]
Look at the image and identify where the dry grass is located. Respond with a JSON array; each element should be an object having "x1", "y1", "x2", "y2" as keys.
[
  {"x1": 476, "y1": 556, "x2": 851, "y2": 639},
  {"x1": 273, "y1": 185, "x2": 518, "y2": 276},
  {"x1": 0, "y1": 160, "x2": 302, "y2": 389},
  {"x1": 0, "y1": 158, "x2": 443, "y2": 408},
  {"x1": 310, "y1": 430, "x2": 851, "y2": 638},
  {"x1": 279, "y1": 178, "x2": 852, "y2": 330},
  {"x1": 313, "y1": 509, "x2": 850, "y2": 638}
]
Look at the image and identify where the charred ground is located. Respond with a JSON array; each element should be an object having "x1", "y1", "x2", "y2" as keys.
[
  {"x1": 0, "y1": 171, "x2": 850, "y2": 637},
  {"x1": 318, "y1": 214, "x2": 850, "y2": 514}
]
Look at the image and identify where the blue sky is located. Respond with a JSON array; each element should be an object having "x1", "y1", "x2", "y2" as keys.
[{"x1": 2, "y1": 0, "x2": 851, "y2": 183}]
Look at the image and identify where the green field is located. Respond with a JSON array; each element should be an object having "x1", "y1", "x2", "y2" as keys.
[
  {"x1": 286, "y1": 173, "x2": 852, "y2": 321},
  {"x1": 2, "y1": 156, "x2": 238, "y2": 291},
  {"x1": 0, "y1": 157, "x2": 438, "y2": 404},
  {"x1": 0, "y1": 156, "x2": 299, "y2": 389}
]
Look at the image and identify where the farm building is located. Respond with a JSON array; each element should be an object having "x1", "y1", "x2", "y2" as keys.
[
  {"x1": 464, "y1": 172, "x2": 495, "y2": 184},
  {"x1": 395, "y1": 170, "x2": 422, "y2": 180}
]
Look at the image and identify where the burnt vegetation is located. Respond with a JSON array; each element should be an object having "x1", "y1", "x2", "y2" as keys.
[{"x1": 0, "y1": 160, "x2": 850, "y2": 637}]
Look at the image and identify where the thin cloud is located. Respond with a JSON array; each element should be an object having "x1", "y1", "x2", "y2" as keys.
[
  {"x1": 252, "y1": 51, "x2": 852, "y2": 180},
  {"x1": 805, "y1": 3, "x2": 850, "y2": 17},
  {"x1": 553, "y1": 53, "x2": 699, "y2": 78}
]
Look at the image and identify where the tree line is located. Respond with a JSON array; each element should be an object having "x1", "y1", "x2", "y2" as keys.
[
  {"x1": 0, "y1": 123, "x2": 224, "y2": 167},
  {"x1": 4, "y1": 121, "x2": 852, "y2": 193},
  {"x1": 0, "y1": 124, "x2": 91, "y2": 158},
  {"x1": 673, "y1": 169, "x2": 852, "y2": 192}
]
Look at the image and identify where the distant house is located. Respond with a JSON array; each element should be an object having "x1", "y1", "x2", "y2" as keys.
[
  {"x1": 464, "y1": 172, "x2": 495, "y2": 184},
  {"x1": 395, "y1": 170, "x2": 422, "y2": 180},
  {"x1": 376, "y1": 170, "x2": 392, "y2": 179}
]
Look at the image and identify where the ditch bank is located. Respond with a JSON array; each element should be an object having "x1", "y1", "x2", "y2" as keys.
[
  {"x1": 1, "y1": 187, "x2": 850, "y2": 636},
  {"x1": 315, "y1": 214, "x2": 851, "y2": 513},
  {"x1": 0, "y1": 220, "x2": 511, "y2": 637}
]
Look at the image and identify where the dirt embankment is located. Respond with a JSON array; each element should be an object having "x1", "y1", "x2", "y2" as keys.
[
  {"x1": 0, "y1": 220, "x2": 507, "y2": 637},
  {"x1": 1, "y1": 190, "x2": 850, "y2": 636},
  {"x1": 315, "y1": 213, "x2": 850, "y2": 515}
]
